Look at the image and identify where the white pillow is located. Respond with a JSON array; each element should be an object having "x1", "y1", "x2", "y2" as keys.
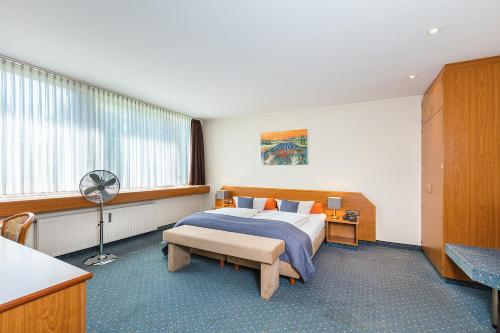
[
  {"x1": 252, "y1": 197, "x2": 267, "y2": 211},
  {"x1": 276, "y1": 199, "x2": 314, "y2": 214},
  {"x1": 297, "y1": 201, "x2": 314, "y2": 214},
  {"x1": 234, "y1": 196, "x2": 267, "y2": 212}
]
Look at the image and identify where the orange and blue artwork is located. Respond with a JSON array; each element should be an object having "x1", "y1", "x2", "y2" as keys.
[{"x1": 260, "y1": 129, "x2": 308, "y2": 165}]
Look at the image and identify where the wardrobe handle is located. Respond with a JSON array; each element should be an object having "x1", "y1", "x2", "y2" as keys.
[{"x1": 427, "y1": 183, "x2": 432, "y2": 193}]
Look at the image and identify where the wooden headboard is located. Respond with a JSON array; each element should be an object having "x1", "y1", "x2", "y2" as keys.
[{"x1": 216, "y1": 185, "x2": 376, "y2": 242}]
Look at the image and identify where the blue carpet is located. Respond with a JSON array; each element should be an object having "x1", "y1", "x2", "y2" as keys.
[{"x1": 60, "y1": 231, "x2": 495, "y2": 333}]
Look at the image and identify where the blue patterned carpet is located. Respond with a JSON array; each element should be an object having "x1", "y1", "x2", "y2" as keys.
[{"x1": 60, "y1": 231, "x2": 495, "y2": 333}]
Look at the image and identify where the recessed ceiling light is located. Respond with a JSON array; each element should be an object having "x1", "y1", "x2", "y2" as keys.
[
  {"x1": 409, "y1": 74, "x2": 417, "y2": 79},
  {"x1": 428, "y1": 27, "x2": 440, "y2": 34}
]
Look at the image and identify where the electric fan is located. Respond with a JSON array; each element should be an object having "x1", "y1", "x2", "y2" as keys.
[{"x1": 79, "y1": 170, "x2": 121, "y2": 266}]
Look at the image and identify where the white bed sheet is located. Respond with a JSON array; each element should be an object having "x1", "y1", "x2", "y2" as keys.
[
  {"x1": 299, "y1": 213, "x2": 327, "y2": 241},
  {"x1": 206, "y1": 207, "x2": 258, "y2": 218},
  {"x1": 253, "y1": 210, "x2": 309, "y2": 228}
]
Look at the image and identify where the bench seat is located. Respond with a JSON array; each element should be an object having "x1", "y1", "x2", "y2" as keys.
[
  {"x1": 445, "y1": 243, "x2": 500, "y2": 329},
  {"x1": 164, "y1": 225, "x2": 285, "y2": 300},
  {"x1": 445, "y1": 244, "x2": 500, "y2": 289}
]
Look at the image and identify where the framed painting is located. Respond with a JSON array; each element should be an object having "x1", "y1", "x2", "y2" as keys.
[{"x1": 260, "y1": 129, "x2": 308, "y2": 165}]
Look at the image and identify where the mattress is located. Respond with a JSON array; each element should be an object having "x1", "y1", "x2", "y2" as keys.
[{"x1": 299, "y1": 213, "x2": 326, "y2": 241}]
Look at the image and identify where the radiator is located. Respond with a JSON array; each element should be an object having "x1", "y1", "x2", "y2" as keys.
[{"x1": 36, "y1": 203, "x2": 158, "y2": 257}]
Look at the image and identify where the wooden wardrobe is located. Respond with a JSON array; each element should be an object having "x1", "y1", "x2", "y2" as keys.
[{"x1": 421, "y1": 56, "x2": 500, "y2": 280}]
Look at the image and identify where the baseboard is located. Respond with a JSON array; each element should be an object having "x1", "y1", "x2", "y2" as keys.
[
  {"x1": 325, "y1": 240, "x2": 422, "y2": 251},
  {"x1": 360, "y1": 240, "x2": 422, "y2": 252},
  {"x1": 325, "y1": 242, "x2": 358, "y2": 250},
  {"x1": 158, "y1": 223, "x2": 175, "y2": 232}
]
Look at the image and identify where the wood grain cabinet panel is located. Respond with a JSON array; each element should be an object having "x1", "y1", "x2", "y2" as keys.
[
  {"x1": 0, "y1": 237, "x2": 91, "y2": 333},
  {"x1": 421, "y1": 56, "x2": 500, "y2": 280},
  {"x1": 422, "y1": 71, "x2": 444, "y2": 125},
  {"x1": 0, "y1": 283, "x2": 86, "y2": 333},
  {"x1": 421, "y1": 110, "x2": 444, "y2": 272}
]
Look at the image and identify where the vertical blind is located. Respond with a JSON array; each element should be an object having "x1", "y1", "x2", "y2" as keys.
[{"x1": 0, "y1": 57, "x2": 191, "y2": 196}]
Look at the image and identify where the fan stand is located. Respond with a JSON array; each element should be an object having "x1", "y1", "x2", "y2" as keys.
[{"x1": 84, "y1": 201, "x2": 118, "y2": 266}]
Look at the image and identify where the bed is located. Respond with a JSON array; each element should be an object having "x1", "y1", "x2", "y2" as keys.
[
  {"x1": 179, "y1": 207, "x2": 325, "y2": 283},
  {"x1": 231, "y1": 209, "x2": 325, "y2": 280},
  {"x1": 172, "y1": 186, "x2": 376, "y2": 283}
]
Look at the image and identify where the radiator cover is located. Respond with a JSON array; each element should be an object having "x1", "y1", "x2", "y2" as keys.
[{"x1": 35, "y1": 203, "x2": 158, "y2": 257}]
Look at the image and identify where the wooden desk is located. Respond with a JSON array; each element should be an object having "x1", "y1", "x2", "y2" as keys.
[{"x1": 0, "y1": 237, "x2": 92, "y2": 332}]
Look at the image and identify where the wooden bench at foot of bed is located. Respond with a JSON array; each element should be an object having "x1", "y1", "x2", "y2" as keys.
[{"x1": 163, "y1": 225, "x2": 285, "y2": 300}]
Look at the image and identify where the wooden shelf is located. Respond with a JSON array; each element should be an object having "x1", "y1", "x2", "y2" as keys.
[{"x1": 330, "y1": 235, "x2": 357, "y2": 246}]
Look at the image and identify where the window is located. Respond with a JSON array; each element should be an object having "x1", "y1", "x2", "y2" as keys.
[{"x1": 0, "y1": 57, "x2": 191, "y2": 196}]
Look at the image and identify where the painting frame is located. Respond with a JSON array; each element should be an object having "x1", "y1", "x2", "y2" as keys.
[{"x1": 260, "y1": 129, "x2": 308, "y2": 165}]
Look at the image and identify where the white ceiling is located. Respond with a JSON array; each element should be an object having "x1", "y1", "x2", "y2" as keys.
[{"x1": 1, "y1": 1, "x2": 500, "y2": 119}]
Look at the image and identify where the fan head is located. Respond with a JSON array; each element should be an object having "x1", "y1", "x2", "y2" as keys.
[{"x1": 79, "y1": 170, "x2": 120, "y2": 203}]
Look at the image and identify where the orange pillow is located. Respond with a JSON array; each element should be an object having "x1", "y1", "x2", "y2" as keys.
[
  {"x1": 264, "y1": 198, "x2": 277, "y2": 210},
  {"x1": 310, "y1": 202, "x2": 324, "y2": 214}
]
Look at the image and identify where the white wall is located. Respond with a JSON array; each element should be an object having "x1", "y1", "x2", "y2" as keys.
[
  {"x1": 204, "y1": 96, "x2": 422, "y2": 245},
  {"x1": 155, "y1": 194, "x2": 208, "y2": 226}
]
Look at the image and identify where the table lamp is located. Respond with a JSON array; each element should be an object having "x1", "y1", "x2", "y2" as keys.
[
  {"x1": 328, "y1": 196, "x2": 342, "y2": 219},
  {"x1": 216, "y1": 190, "x2": 231, "y2": 207}
]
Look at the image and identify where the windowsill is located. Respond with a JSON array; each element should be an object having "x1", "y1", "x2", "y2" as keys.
[
  {"x1": 0, "y1": 186, "x2": 199, "y2": 201},
  {"x1": 0, "y1": 185, "x2": 210, "y2": 216}
]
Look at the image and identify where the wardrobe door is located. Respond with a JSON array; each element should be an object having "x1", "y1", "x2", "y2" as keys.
[
  {"x1": 421, "y1": 110, "x2": 444, "y2": 274},
  {"x1": 422, "y1": 72, "x2": 443, "y2": 124},
  {"x1": 442, "y1": 59, "x2": 500, "y2": 279}
]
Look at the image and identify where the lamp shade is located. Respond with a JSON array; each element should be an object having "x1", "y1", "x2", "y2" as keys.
[
  {"x1": 327, "y1": 197, "x2": 342, "y2": 210},
  {"x1": 216, "y1": 190, "x2": 230, "y2": 200}
]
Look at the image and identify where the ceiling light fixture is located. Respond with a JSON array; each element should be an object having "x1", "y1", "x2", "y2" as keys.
[
  {"x1": 409, "y1": 74, "x2": 417, "y2": 79},
  {"x1": 428, "y1": 27, "x2": 440, "y2": 35}
]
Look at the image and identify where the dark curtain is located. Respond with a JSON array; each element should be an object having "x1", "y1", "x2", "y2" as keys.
[{"x1": 189, "y1": 119, "x2": 206, "y2": 185}]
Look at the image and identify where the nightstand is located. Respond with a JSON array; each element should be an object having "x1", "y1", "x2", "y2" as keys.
[{"x1": 326, "y1": 217, "x2": 359, "y2": 247}]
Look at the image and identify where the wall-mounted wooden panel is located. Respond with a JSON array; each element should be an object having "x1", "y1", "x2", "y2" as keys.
[{"x1": 216, "y1": 185, "x2": 376, "y2": 241}]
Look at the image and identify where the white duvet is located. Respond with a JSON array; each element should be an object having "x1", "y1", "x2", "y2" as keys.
[
  {"x1": 206, "y1": 208, "x2": 309, "y2": 228},
  {"x1": 205, "y1": 207, "x2": 259, "y2": 218},
  {"x1": 252, "y1": 210, "x2": 309, "y2": 228},
  {"x1": 205, "y1": 208, "x2": 326, "y2": 241}
]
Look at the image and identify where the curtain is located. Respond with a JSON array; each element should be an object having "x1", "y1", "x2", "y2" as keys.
[
  {"x1": 189, "y1": 119, "x2": 205, "y2": 185},
  {"x1": 0, "y1": 57, "x2": 191, "y2": 196}
]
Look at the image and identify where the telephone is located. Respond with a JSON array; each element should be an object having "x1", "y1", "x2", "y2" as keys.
[{"x1": 342, "y1": 210, "x2": 360, "y2": 222}]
